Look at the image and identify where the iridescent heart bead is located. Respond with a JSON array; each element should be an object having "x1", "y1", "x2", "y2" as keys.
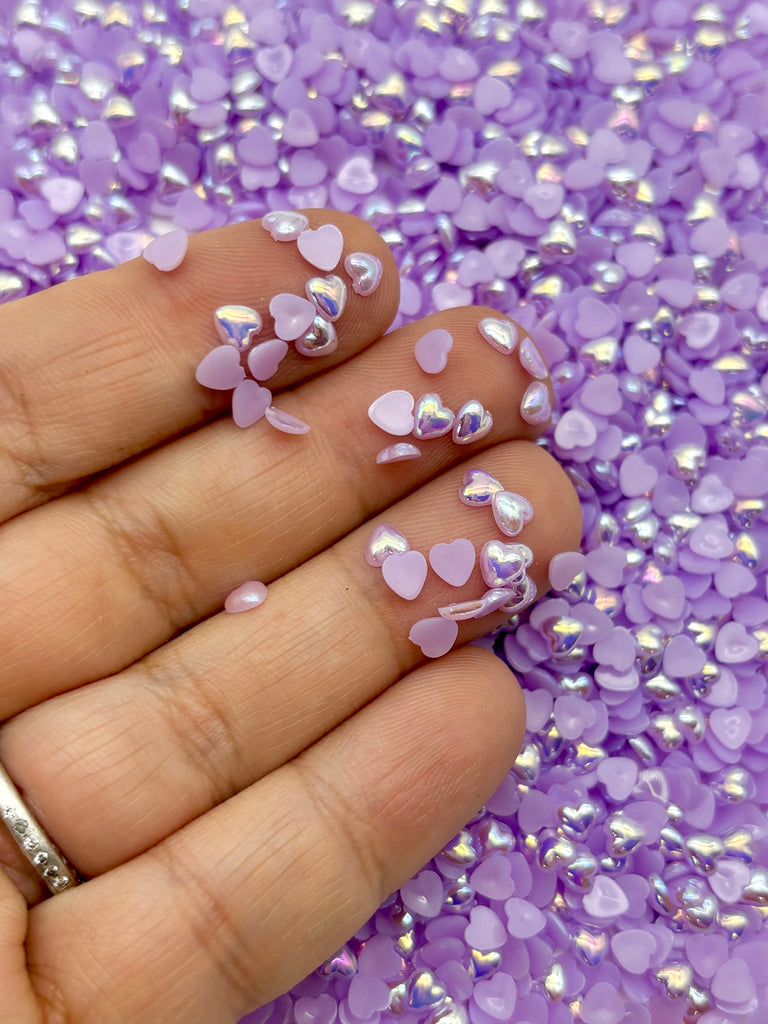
[
  {"x1": 520, "y1": 381, "x2": 552, "y2": 425},
  {"x1": 519, "y1": 336, "x2": 548, "y2": 380},
  {"x1": 262, "y1": 209, "x2": 309, "y2": 241},
  {"x1": 460, "y1": 468, "x2": 504, "y2": 507},
  {"x1": 501, "y1": 577, "x2": 537, "y2": 614},
  {"x1": 480, "y1": 540, "x2": 533, "y2": 589},
  {"x1": 294, "y1": 315, "x2": 338, "y2": 358},
  {"x1": 412, "y1": 393, "x2": 454, "y2": 439},
  {"x1": 365, "y1": 523, "x2": 410, "y2": 567},
  {"x1": 214, "y1": 304, "x2": 263, "y2": 351},
  {"x1": 344, "y1": 251, "x2": 383, "y2": 296},
  {"x1": 492, "y1": 491, "x2": 534, "y2": 537},
  {"x1": 479, "y1": 317, "x2": 518, "y2": 355},
  {"x1": 306, "y1": 274, "x2": 347, "y2": 322},
  {"x1": 452, "y1": 400, "x2": 493, "y2": 445},
  {"x1": 376, "y1": 443, "x2": 422, "y2": 464}
]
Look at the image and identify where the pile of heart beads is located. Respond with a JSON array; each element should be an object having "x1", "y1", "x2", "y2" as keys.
[
  {"x1": 193, "y1": 210, "x2": 382, "y2": 430},
  {"x1": 368, "y1": 316, "x2": 551, "y2": 464},
  {"x1": 366, "y1": 469, "x2": 535, "y2": 659}
]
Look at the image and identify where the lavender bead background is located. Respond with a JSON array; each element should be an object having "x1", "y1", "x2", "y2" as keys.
[{"x1": 2, "y1": 0, "x2": 768, "y2": 1021}]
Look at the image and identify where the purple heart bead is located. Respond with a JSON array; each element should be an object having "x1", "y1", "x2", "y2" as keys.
[
  {"x1": 460, "y1": 468, "x2": 504, "y2": 506},
  {"x1": 247, "y1": 339, "x2": 288, "y2": 380},
  {"x1": 368, "y1": 390, "x2": 415, "y2": 436},
  {"x1": 262, "y1": 209, "x2": 309, "y2": 241},
  {"x1": 492, "y1": 491, "x2": 534, "y2": 537},
  {"x1": 382, "y1": 550, "x2": 428, "y2": 600},
  {"x1": 195, "y1": 345, "x2": 245, "y2": 390},
  {"x1": 344, "y1": 251, "x2": 383, "y2": 296},
  {"x1": 429, "y1": 538, "x2": 476, "y2": 587},
  {"x1": 480, "y1": 540, "x2": 533, "y2": 589},
  {"x1": 414, "y1": 328, "x2": 453, "y2": 374},
  {"x1": 231, "y1": 380, "x2": 271, "y2": 428},
  {"x1": 142, "y1": 228, "x2": 188, "y2": 271},
  {"x1": 365, "y1": 524, "x2": 410, "y2": 567},
  {"x1": 453, "y1": 400, "x2": 493, "y2": 444},
  {"x1": 297, "y1": 224, "x2": 344, "y2": 272},
  {"x1": 306, "y1": 274, "x2": 347, "y2": 321},
  {"x1": 295, "y1": 315, "x2": 338, "y2": 358},
  {"x1": 269, "y1": 293, "x2": 317, "y2": 341},
  {"x1": 376, "y1": 443, "x2": 422, "y2": 464},
  {"x1": 264, "y1": 406, "x2": 311, "y2": 434},
  {"x1": 408, "y1": 617, "x2": 459, "y2": 659},
  {"x1": 214, "y1": 304, "x2": 263, "y2": 351}
]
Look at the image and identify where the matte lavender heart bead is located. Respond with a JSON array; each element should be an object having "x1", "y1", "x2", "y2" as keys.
[
  {"x1": 376, "y1": 443, "x2": 422, "y2": 464},
  {"x1": 269, "y1": 293, "x2": 316, "y2": 341},
  {"x1": 368, "y1": 390, "x2": 415, "y2": 436},
  {"x1": 429, "y1": 539, "x2": 476, "y2": 587},
  {"x1": 264, "y1": 407, "x2": 310, "y2": 434},
  {"x1": 142, "y1": 228, "x2": 188, "y2": 271},
  {"x1": 415, "y1": 328, "x2": 453, "y2": 374},
  {"x1": 297, "y1": 224, "x2": 344, "y2": 271},
  {"x1": 382, "y1": 550, "x2": 428, "y2": 600},
  {"x1": 247, "y1": 339, "x2": 289, "y2": 380},
  {"x1": 195, "y1": 345, "x2": 245, "y2": 390},
  {"x1": 409, "y1": 617, "x2": 459, "y2": 659},
  {"x1": 231, "y1": 380, "x2": 271, "y2": 427}
]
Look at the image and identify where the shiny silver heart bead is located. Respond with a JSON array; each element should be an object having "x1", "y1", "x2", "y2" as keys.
[
  {"x1": 479, "y1": 317, "x2": 518, "y2": 355},
  {"x1": 480, "y1": 540, "x2": 533, "y2": 589},
  {"x1": 214, "y1": 304, "x2": 263, "y2": 351},
  {"x1": 295, "y1": 315, "x2": 338, "y2": 358},
  {"x1": 344, "y1": 251, "x2": 383, "y2": 296},
  {"x1": 492, "y1": 490, "x2": 534, "y2": 537},
  {"x1": 412, "y1": 393, "x2": 454, "y2": 439},
  {"x1": 262, "y1": 209, "x2": 309, "y2": 241},
  {"x1": 452, "y1": 400, "x2": 493, "y2": 445},
  {"x1": 306, "y1": 274, "x2": 347, "y2": 322}
]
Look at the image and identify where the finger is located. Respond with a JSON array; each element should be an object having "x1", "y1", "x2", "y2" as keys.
[
  {"x1": 0, "y1": 305, "x2": 551, "y2": 714},
  {"x1": 0, "y1": 212, "x2": 398, "y2": 521},
  {"x1": 26, "y1": 648, "x2": 525, "y2": 1024},
  {"x1": 0, "y1": 869, "x2": 39, "y2": 1024},
  {"x1": 2, "y1": 443, "x2": 579, "y2": 875}
]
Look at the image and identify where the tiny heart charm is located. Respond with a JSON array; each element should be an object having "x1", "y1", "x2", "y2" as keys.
[
  {"x1": 414, "y1": 328, "x2": 453, "y2": 374},
  {"x1": 365, "y1": 523, "x2": 410, "y2": 567},
  {"x1": 295, "y1": 315, "x2": 338, "y2": 357},
  {"x1": 492, "y1": 490, "x2": 534, "y2": 537},
  {"x1": 452, "y1": 400, "x2": 493, "y2": 444},
  {"x1": 518, "y1": 336, "x2": 548, "y2": 379},
  {"x1": 368, "y1": 389, "x2": 415, "y2": 436},
  {"x1": 306, "y1": 274, "x2": 347, "y2": 321},
  {"x1": 408, "y1": 617, "x2": 459, "y2": 659},
  {"x1": 480, "y1": 540, "x2": 532, "y2": 589},
  {"x1": 262, "y1": 209, "x2": 309, "y2": 241},
  {"x1": 269, "y1": 293, "x2": 316, "y2": 341},
  {"x1": 297, "y1": 223, "x2": 344, "y2": 271},
  {"x1": 460, "y1": 467, "x2": 504, "y2": 506},
  {"x1": 344, "y1": 251, "x2": 383, "y2": 296},
  {"x1": 413, "y1": 393, "x2": 454, "y2": 439},
  {"x1": 214, "y1": 304, "x2": 263, "y2": 350},
  {"x1": 195, "y1": 345, "x2": 245, "y2": 390},
  {"x1": 479, "y1": 316, "x2": 518, "y2": 355},
  {"x1": 264, "y1": 407, "x2": 310, "y2": 434},
  {"x1": 231, "y1": 380, "x2": 271, "y2": 428},
  {"x1": 381, "y1": 550, "x2": 428, "y2": 600},
  {"x1": 429, "y1": 538, "x2": 476, "y2": 587},
  {"x1": 142, "y1": 228, "x2": 188, "y2": 271},
  {"x1": 247, "y1": 339, "x2": 289, "y2": 380}
]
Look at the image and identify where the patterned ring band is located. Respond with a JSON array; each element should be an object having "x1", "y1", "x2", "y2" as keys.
[{"x1": 0, "y1": 762, "x2": 80, "y2": 895}]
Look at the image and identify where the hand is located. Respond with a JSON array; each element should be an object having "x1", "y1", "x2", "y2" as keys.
[{"x1": 0, "y1": 213, "x2": 579, "y2": 1023}]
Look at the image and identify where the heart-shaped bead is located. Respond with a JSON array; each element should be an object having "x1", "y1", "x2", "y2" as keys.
[
  {"x1": 492, "y1": 490, "x2": 534, "y2": 537},
  {"x1": 224, "y1": 580, "x2": 268, "y2": 614},
  {"x1": 264, "y1": 406, "x2": 310, "y2": 434},
  {"x1": 429, "y1": 538, "x2": 476, "y2": 587},
  {"x1": 413, "y1": 393, "x2": 454, "y2": 439},
  {"x1": 479, "y1": 316, "x2": 518, "y2": 354},
  {"x1": 460, "y1": 468, "x2": 504, "y2": 507},
  {"x1": 297, "y1": 223, "x2": 344, "y2": 271},
  {"x1": 520, "y1": 381, "x2": 551, "y2": 425},
  {"x1": 368, "y1": 389, "x2": 415, "y2": 436},
  {"x1": 337, "y1": 155, "x2": 379, "y2": 194},
  {"x1": 502, "y1": 577, "x2": 537, "y2": 613},
  {"x1": 480, "y1": 540, "x2": 532, "y2": 589},
  {"x1": 247, "y1": 339, "x2": 288, "y2": 380},
  {"x1": 344, "y1": 251, "x2": 383, "y2": 296},
  {"x1": 376, "y1": 443, "x2": 422, "y2": 464},
  {"x1": 295, "y1": 315, "x2": 338, "y2": 358},
  {"x1": 142, "y1": 228, "x2": 188, "y2": 271},
  {"x1": 214, "y1": 304, "x2": 263, "y2": 351},
  {"x1": 365, "y1": 524, "x2": 410, "y2": 567},
  {"x1": 438, "y1": 597, "x2": 488, "y2": 621},
  {"x1": 269, "y1": 293, "x2": 316, "y2": 341},
  {"x1": 408, "y1": 617, "x2": 459, "y2": 659},
  {"x1": 262, "y1": 209, "x2": 309, "y2": 241},
  {"x1": 195, "y1": 345, "x2": 245, "y2": 390},
  {"x1": 306, "y1": 274, "x2": 347, "y2": 322},
  {"x1": 518, "y1": 336, "x2": 548, "y2": 379},
  {"x1": 452, "y1": 400, "x2": 493, "y2": 444},
  {"x1": 231, "y1": 379, "x2": 271, "y2": 428},
  {"x1": 382, "y1": 550, "x2": 428, "y2": 600},
  {"x1": 414, "y1": 328, "x2": 453, "y2": 374}
]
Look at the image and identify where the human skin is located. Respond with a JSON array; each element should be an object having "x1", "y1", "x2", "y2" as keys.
[{"x1": 0, "y1": 212, "x2": 580, "y2": 1024}]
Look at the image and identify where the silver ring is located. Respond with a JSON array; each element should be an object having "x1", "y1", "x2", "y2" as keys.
[{"x1": 0, "y1": 762, "x2": 80, "y2": 894}]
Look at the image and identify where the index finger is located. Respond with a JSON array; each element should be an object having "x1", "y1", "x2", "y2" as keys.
[{"x1": 0, "y1": 211, "x2": 398, "y2": 522}]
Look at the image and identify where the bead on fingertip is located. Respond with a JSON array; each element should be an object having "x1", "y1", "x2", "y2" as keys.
[
  {"x1": 414, "y1": 328, "x2": 453, "y2": 374},
  {"x1": 459, "y1": 468, "x2": 504, "y2": 507},
  {"x1": 518, "y1": 336, "x2": 548, "y2": 380},
  {"x1": 413, "y1": 393, "x2": 454, "y2": 439},
  {"x1": 452, "y1": 400, "x2": 493, "y2": 444},
  {"x1": 214, "y1": 305, "x2": 263, "y2": 350},
  {"x1": 262, "y1": 210, "x2": 309, "y2": 241},
  {"x1": 479, "y1": 316, "x2": 518, "y2": 354},
  {"x1": 295, "y1": 315, "x2": 338, "y2": 357},
  {"x1": 345, "y1": 252, "x2": 383, "y2": 296},
  {"x1": 225, "y1": 580, "x2": 268, "y2": 613},
  {"x1": 520, "y1": 381, "x2": 552, "y2": 425},
  {"x1": 297, "y1": 224, "x2": 344, "y2": 271},
  {"x1": 306, "y1": 274, "x2": 347, "y2": 322},
  {"x1": 368, "y1": 390, "x2": 415, "y2": 435},
  {"x1": 365, "y1": 524, "x2": 410, "y2": 567},
  {"x1": 491, "y1": 491, "x2": 534, "y2": 537},
  {"x1": 377, "y1": 443, "x2": 422, "y2": 464}
]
